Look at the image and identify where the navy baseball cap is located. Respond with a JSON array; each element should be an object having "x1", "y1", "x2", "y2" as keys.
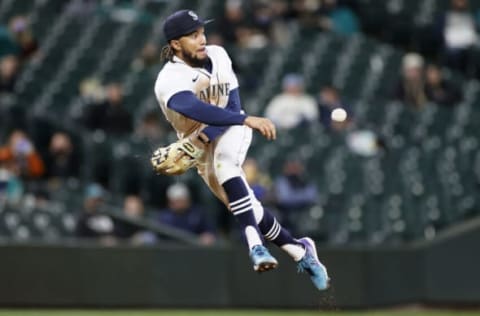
[{"x1": 163, "y1": 10, "x2": 213, "y2": 41}]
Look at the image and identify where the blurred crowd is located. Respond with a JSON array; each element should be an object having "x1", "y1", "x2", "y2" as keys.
[{"x1": 0, "y1": 0, "x2": 475, "y2": 245}]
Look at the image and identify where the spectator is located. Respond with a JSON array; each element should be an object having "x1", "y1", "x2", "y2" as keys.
[
  {"x1": 219, "y1": 0, "x2": 247, "y2": 44},
  {"x1": 252, "y1": 2, "x2": 275, "y2": 35},
  {"x1": 424, "y1": 64, "x2": 463, "y2": 106},
  {"x1": 267, "y1": 0, "x2": 294, "y2": 46},
  {"x1": 102, "y1": 83, "x2": 133, "y2": 134},
  {"x1": 394, "y1": 53, "x2": 428, "y2": 108},
  {"x1": 317, "y1": 85, "x2": 352, "y2": 131},
  {"x1": 243, "y1": 158, "x2": 271, "y2": 203},
  {"x1": 251, "y1": 0, "x2": 291, "y2": 46},
  {"x1": 83, "y1": 83, "x2": 133, "y2": 135},
  {"x1": 44, "y1": 132, "x2": 81, "y2": 182},
  {"x1": 8, "y1": 16, "x2": 38, "y2": 62},
  {"x1": 135, "y1": 111, "x2": 165, "y2": 143},
  {"x1": 114, "y1": 195, "x2": 157, "y2": 245},
  {"x1": 318, "y1": 0, "x2": 360, "y2": 36},
  {"x1": 284, "y1": 0, "x2": 321, "y2": 29},
  {"x1": 0, "y1": 55, "x2": 19, "y2": 94},
  {"x1": 265, "y1": 73, "x2": 318, "y2": 130},
  {"x1": 0, "y1": 161, "x2": 23, "y2": 205},
  {"x1": 0, "y1": 23, "x2": 19, "y2": 58},
  {"x1": 273, "y1": 158, "x2": 319, "y2": 232},
  {"x1": 0, "y1": 130, "x2": 45, "y2": 179},
  {"x1": 158, "y1": 183, "x2": 216, "y2": 246},
  {"x1": 217, "y1": 1, "x2": 265, "y2": 49},
  {"x1": 75, "y1": 183, "x2": 116, "y2": 244},
  {"x1": 437, "y1": 0, "x2": 478, "y2": 76}
]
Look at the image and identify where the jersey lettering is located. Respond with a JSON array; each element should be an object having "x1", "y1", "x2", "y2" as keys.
[{"x1": 198, "y1": 83, "x2": 231, "y2": 103}]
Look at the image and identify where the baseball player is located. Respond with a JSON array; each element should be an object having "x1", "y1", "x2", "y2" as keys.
[{"x1": 152, "y1": 9, "x2": 329, "y2": 291}]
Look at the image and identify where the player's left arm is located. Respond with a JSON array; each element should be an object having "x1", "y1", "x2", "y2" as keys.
[{"x1": 199, "y1": 88, "x2": 242, "y2": 143}]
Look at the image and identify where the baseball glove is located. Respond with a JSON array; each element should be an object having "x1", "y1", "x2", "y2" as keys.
[{"x1": 150, "y1": 138, "x2": 204, "y2": 175}]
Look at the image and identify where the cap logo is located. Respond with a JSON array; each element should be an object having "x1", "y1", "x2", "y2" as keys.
[{"x1": 188, "y1": 11, "x2": 198, "y2": 20}]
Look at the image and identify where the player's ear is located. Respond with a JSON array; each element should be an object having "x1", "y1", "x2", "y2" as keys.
[{"x1": 170, "y1": 39, "x2": 181, "y2": 51}]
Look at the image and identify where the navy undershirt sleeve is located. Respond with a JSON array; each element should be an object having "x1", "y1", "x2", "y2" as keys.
[
  {"x1": 167, "y1": 91, "x2": 246, "y2": 126},
  {"x1": 225, "y1": 88, "x2": 241, "y2": 112},
  {"x1": 202, "y1": 88, "x2": 242, "y2": 141}
]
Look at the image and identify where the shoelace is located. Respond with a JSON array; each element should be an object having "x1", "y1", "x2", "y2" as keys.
[
  {"x1": 297, "y1": 253, "x2": 317, "y2": 274},
  {"x1": 252, "y1": 247, "x2": 266, "y2": 257}
]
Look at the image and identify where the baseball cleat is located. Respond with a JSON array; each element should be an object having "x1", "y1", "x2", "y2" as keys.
[
  {"x1": 249, "y1": 245, "x2": 278, "y2": 273},
  {"x1": 297, "y1": 237, "x2": 330, "y2": 291}
]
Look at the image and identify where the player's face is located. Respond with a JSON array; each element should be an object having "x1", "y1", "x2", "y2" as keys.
[{"x1": 176, "y1": 27, "x2": 208, "y2": 67}]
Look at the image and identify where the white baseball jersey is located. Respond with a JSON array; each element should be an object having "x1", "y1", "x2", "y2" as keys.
[{"x1": 154, "y1": 45, "x2": 239, "y2": 139}]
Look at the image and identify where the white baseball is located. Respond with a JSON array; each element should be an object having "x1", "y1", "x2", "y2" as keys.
[{"x1": 331, "y1": 108, "x2": 347, "y2": 122}]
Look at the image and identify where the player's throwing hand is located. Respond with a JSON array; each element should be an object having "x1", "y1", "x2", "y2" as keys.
[{"x1": 244, "y1": 116, "x2": 277, "y2": 140}]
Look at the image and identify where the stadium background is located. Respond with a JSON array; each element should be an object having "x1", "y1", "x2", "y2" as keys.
[{"x1": 0, "y1": 0, "x2": 479, "y2": 315}]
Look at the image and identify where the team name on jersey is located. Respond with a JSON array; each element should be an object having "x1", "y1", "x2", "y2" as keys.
[{"x1": 198, "y1": 83, "x2": 231, "y2": 103}]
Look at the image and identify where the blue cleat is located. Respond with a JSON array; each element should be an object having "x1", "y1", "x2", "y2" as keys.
[
  {"x1": 297, "y1": 237, "x2": 330, "y2": 291},
  {"x1": 249, "y1": 245, "x2": 278, "y2": 273}
]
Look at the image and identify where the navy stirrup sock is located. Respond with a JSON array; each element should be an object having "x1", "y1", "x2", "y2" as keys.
[
  {"x1": 258, "y1": 208, "x2": 301, "y2": 247},
  {"x1": 223, "y1": 177, "x2": 263, "y2": 248}
]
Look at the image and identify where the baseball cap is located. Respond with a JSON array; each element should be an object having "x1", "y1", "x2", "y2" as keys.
[
  {"x1": 282, "y1": 73, "x2": 304, "y2": 89},
  {"x1": 163, "y1": 10, "x2": 213, "y2": 42},
  {"x1": 166, "y1": 183, "x2": 190, "y2": 200},
  {"x1": 85, "y1": 183, "x2": 105, "y2": 199}
]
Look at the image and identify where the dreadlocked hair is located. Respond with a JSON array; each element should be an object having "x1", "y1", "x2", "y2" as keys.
[{"x1": 161, "y1": 44, "x2": 175, "y2": 63}]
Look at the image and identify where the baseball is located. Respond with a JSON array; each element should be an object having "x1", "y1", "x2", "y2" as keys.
[{"x1": 331, "y1": 108, "x2": 347, "y2": 122}]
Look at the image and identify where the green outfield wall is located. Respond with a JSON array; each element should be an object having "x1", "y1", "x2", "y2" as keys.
[{"x1": 0, "y1": 218, "x2": 479, "y2": 308}]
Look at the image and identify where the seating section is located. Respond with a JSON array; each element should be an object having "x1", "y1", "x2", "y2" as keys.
[
  {"x1": 0, "y1": 0, "x2": 479, "y2": 245},
  {"x1": 356, "y1": 0, "x2": 480, "y2": 61}
]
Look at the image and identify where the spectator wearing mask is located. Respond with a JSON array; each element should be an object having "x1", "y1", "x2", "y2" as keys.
[
  {"x1": 114, "y1": 195, "x2": 157, "y2": 245},
  {"x1": 273, "y1": 158, "x2": 319, "y2": 232},
  {"x1": 45, "y1": 132, "x2": 81, "y2": 182},
  {"x1": 158, "y1": 183, "x2": 216, "y2": 246},
  {"x1": 424, "y1": 64, "x2": 462, "y2": 106},
  {"x1": 83, "y1": 83, "x2": 133, "y2": 135},
  {"x1": 0, "y1": 130, "x2": 44, "y2": 179},
  {"x1": 265, "y1": 73, "x2": 318, "y2": 130},
  {"x1": 8, "y1": 15, "x2": 38, "y2": 62}
]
